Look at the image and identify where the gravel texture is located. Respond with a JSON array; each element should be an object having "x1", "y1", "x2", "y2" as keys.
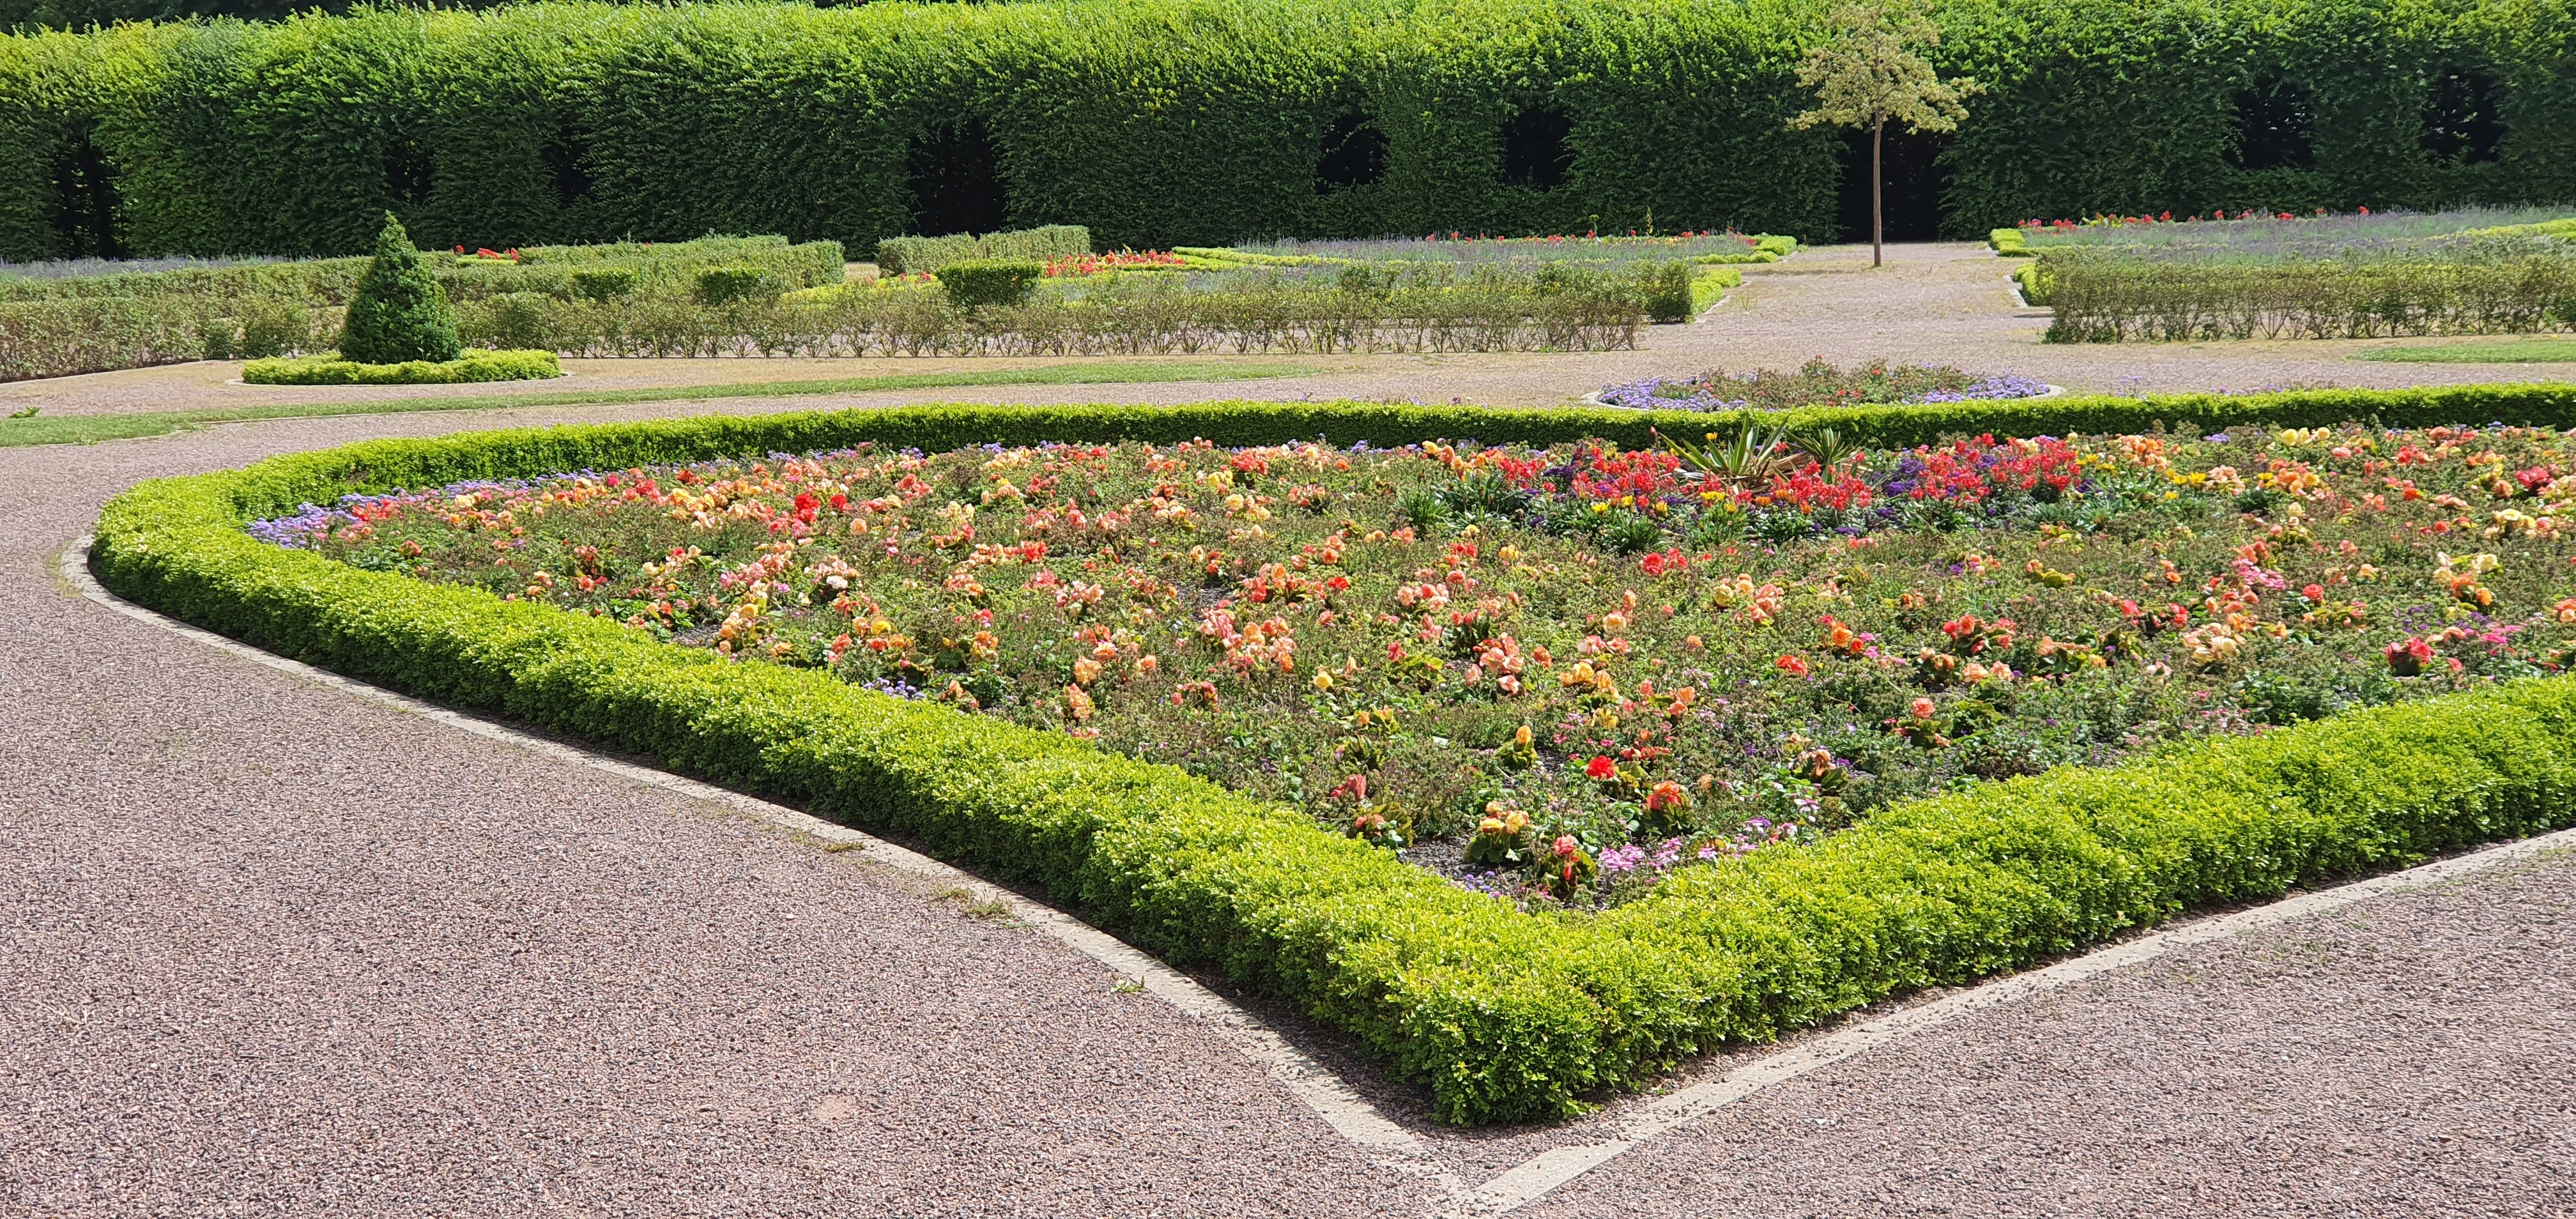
[
  {"x1": 4, "y1": 401, "x2": 2574, "y2": 1215},
  {"x1": 1519, "y1": 851, "x2": 2576, "y2": 1218},
  {"x1": 10, "y1": 242, "x2": 2573, "y2": 419},
  {"x1": 0, "y1": 417, "x2": 1443, "y2": 1217}
]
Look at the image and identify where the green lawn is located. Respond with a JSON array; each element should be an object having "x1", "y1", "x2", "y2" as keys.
[
  {"x1": 0, "y1": 360, "x2": 1319, "y2": 447},
  {"x1": 2352, "y1": 339, "x2": 2576, "y2": 364}
]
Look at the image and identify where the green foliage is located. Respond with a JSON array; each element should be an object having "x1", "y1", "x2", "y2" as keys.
[
  {"x1": 337, "y1": 213, "x2": 459, "y2": 364},
  {"x1": 933, "y1": 259, "x2": 1042, "y2": 311},
  {"x1": 1989, "y1": 227, "x2": 2032, "y2": 256},
  {"x1": 2041, "y1": 249, "x2": 2576, "y2": 342},
  {"x1": 1790, "y1": 1, "x2": 1979, "y2": 137},
  {"x1": 568, "y1": 268, "x2": 634, "y2": 302},
  {"x1": 473, "y1": 291, "x2": 553, "y2": 351},
  {"x1": 452, "y1": 272, "x2": 1646, "y2": 356},
  {"x1": 878, "y1": 225, "x2": 1092, "y2": 277},
  {"x1": 1, "y1": 1, "x2": 2570, "y2": 256},
  {"x1": 240, "y1": 347, "x2": 560, "y2": 384},
  {"x1": 1688, "y1": 266, "x2": 1740, "y2": 314},
  {"x1": 1637, "y1": 260, "x2": 1693, "y2": 323},
  {"x1": 690, "y1": 264, "x2": 781, "y2": 307},
  {"x1": 2012, "y1": 259, "x2": 2050, "y2": 305},
  {"x1": 85, "y1": 392, "x2": 2576, "y2": 1124},
  {"x1": 0, "y1": 293, "x2": 206, "y2": 379}
]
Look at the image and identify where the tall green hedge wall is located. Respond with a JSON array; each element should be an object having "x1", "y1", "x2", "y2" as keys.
[{"x1": 1, "y1": 0, "x2": 2568, "y2": 263}]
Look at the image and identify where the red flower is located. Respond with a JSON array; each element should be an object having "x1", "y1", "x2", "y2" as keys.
[
  {"x1": 2386, "y1": 637, "x2": 2434, "y2": 677},
  {"x1": 1775, "y1": 654, "x2": 1809, "y2": 678},
  {"x1": 1584, "y1": 756, "x2": 1616, "y2": 780}
]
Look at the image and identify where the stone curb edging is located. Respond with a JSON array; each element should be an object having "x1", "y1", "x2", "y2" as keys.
[{"x1": 58, "y1": 535, "x2": 1459, "y2": 1192}]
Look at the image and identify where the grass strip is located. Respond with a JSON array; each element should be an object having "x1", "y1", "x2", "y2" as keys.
[
  {"x1": 0, "y1": 360, "x2": 1319, "y2": 448},
  {"x1": 2352, "y1": 340, "x2": 2576, "y2": 364}
]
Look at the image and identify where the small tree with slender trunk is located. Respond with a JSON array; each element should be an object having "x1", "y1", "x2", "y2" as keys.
[{"x1": 1790, "y1": 3, "x2": 1980, "y2": 268}]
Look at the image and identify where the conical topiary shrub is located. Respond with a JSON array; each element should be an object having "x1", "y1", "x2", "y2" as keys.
[{"x1": 338, "y1": 212, "x2": 460, "y2": 364}]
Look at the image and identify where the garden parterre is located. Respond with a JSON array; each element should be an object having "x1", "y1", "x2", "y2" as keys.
[
  {"x1": 258, "y1": 420, "x2": 2576, "y2": 907},
  {"x1": 1994, "y1": 207, "x2": 2576, "y2": 344},
  {"x1": 1597, "y1": 358, "x2": 2051, "y2": 413},
  {"x1": 94, "y1": 392, "x2": 2576, "y2": 1125}
]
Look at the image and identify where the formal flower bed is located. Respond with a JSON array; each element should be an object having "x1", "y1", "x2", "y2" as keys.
[
  {"x1": 1597, "y1": 358, "x2": 2051, "y2": 412},
  {"x1": 256, "y1": 418, "x2": 2576, "y2": 908},
  {"x1": 1041, "y1": 250, "x2": 1190, "y2": 277}
]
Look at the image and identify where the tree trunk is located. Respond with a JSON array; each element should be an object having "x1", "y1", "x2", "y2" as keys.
[{"x1": 1871, "y1": 117, "x2": 1885, "y2": 268}]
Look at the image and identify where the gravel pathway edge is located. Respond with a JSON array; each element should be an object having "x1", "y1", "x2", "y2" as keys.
[
  {"x1": 58, "y1": 532, "x2": 1456, "y2": 1189},
  {"x1": 1446, "y1": 826, "x2": 2576, "y2": 1216},
  {"x1": 61, "y1": 515, "x2": 2576, "y2": 1216}
]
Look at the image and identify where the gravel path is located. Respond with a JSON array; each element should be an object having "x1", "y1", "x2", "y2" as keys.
[
  {"x1": 3, "y1": 406, "x2": 2573, "y2": 1215},
  {"x1": 0, "y1": 417, "x2": 1444, "y2": 1217},
  {"x1": 10, "y1": 242, "x2": 2570, "y2": 419},
  {"x1": 1520, "y1": 848, "x2": 2576, "y2": 1218}
]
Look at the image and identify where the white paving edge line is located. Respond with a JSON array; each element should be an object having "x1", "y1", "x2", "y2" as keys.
[
  {"x1": 59, "y1": 536, "x2": 1452, "y2": 1178},
  {"x1": 1442, "y1": 820, "x2": 2576, "y2": 1218}
]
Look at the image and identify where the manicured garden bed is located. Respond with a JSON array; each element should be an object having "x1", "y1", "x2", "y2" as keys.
[
  {"x1": 1596, "y1": 359, "x2": 2050, "y2": 412},
  {"x1": 241, "y1": 348, "x2": 562, "y2": 385},
  {"x1": 1990, "y1": 206, "x2": 2576, "y2": 343},
  {"x1": 92, "y1": 388, "x2": 2576, "y2": 1124}
]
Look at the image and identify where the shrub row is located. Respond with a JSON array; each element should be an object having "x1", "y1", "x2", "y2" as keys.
[
  {"x1": 89, "y1": 389, "x2": 2576, "y2": 1124},
  {"x1": 933, "y1": 259, "x2": 1045, "y2": 310},
  {"x1": 877, "y1": 226, "x2": 1092, "y2": 277},
  {"x1": 0, "y1": 236, "x2": 845, "y2": 307},
  {"x1": 239, "y1": 348, "x2": 560, "y2": 385},
  {"x1": 456, "y1": 277, "x2": 1647, "y2": 357},
  {"x1": 0, "y1": 292, "x2": 344, "y2": 381},
  {"x1": 8, "y1": 0, "x2": 2571, "y2": 259},
  {"x1": 2041, "y1": 250, "x2": 2576, "y2": 342},
  {"x1": 1988, "y1": 227, "x2": 2033, "y2": 257}
]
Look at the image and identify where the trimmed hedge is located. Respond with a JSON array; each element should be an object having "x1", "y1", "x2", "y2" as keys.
[
  {"x1": 0, "y1": 236, "x2": 845, "y2": 307},
  {"x1": 933, "y1": 259, "x2": 1043, "y2": 310},
  {"x1": 240, "y1": 347, "x2": 560, "y2": 384},
  {"x1": 90, "y1": 391, "x2": 2576, "y2": 1124},
  {"x1": 1988, "y1": 227, "x2": 2032, "y2": 257},
  {"x1": 2011, "y1": 259, "x2": 2050, "y2": 305},
  {"x1": 7, "y1": 0, "x2": 2572, "y2": 259},
  {"x1": 878, "y1": 225, "x2": 1092, "y2": 277}
]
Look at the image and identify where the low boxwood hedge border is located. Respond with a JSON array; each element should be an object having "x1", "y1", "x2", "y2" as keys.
[
  {"x1": 91, "y1": 387, "x2": 2576, "y2": 1125},
  {"x1": 241, "y1": 349, "x2": 563, "y2": 386}
]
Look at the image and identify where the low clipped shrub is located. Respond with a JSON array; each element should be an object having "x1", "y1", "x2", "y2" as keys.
[
  {"x1": 935, "y1": 260, "x2": 1044, "y2": 311},
  {"x1": 1637, "y1": 260, "x2": 1694, "y2": 323},
  {"x1": 1690, "y1": 266, "x2": 1743, "y2": 313},
  {"x1": 339, "y1": 213, "x2": 461, "y2": 364},
  {"x1": 88, "y1": 390, "x2": 2576, "y2": 1125},
  {"x1": 0, "y1": 295, "x2": 213, "y2": 381},
  {"x1": 879, "y1": 226, "x2": 1092, "y2": 277},
  {"x1": 2041, "y1": 249, "x2": 2576, "y2": 342},
  {"x1": 234, "y1": 297, "x2": 316, "y2": 360},
  {"x1": 240, "y1": 348, "x2": 561, "y2": 385},
  {"x1": 569, "y1": 268, "x2": 637, "y2": 302},
  {"x1": 471, "y1": 293, "x2": 555, "y2": 353},
  {"x1": 2012, "y1": 260, "x2": 2051, "y2": 305},
  {"x1": 692, "y1": 265, "x2": 783, "y2": 307}
]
